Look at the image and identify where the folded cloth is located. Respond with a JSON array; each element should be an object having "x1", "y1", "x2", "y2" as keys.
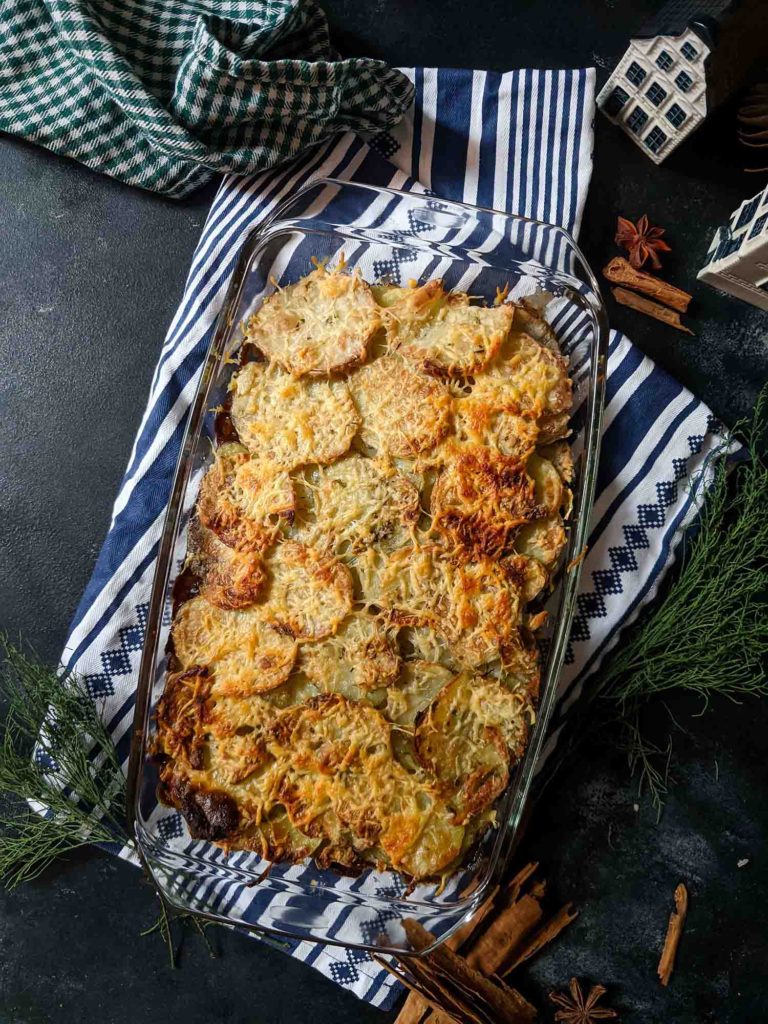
[
  {"x1": 58, "y1": 68, "x2": 732, "y2": 1008},
  {"x1": 0, "y1": 0, "x2": 412, "y2": 198}
]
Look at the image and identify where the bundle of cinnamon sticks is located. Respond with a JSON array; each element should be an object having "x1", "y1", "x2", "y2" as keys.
[
  {"x1": 604, "y1": 257, "x2": 693, "y2": 334},
  {"x1": 376, "y1": 862, "x2": 578, "y2": 1024}
]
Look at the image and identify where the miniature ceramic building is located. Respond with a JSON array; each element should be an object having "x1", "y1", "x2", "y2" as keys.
[
  {"x1": 597, "y1": 0, "x2": 768, "y2": 164},
  {"x1": 698, "y1": 185, "x2": 768, "y2": 310}
]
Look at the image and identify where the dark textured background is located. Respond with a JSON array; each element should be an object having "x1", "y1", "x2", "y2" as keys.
[{"x1": 1, "y1": 2, "x2": 767, "y2": 1021}]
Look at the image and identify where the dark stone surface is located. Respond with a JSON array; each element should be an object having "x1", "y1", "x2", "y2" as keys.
[{"x1": 1, "y1": 2, "x2": 767, "y2": 1022}]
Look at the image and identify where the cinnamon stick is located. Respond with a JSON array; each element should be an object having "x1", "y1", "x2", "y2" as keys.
[
  {"x1": 658, "y1": 883, "x2": 688, "y2": 986},
  {"x1": 375, "y1": 956, "x2": 468, "y2": 1024},
  {"x1": 403, "y1": 920, "x2": 537, "y2": 1024},
  {"x1": 465, "y1": 893, "x2": 543, "y2": 975},
  {"x1": 423, "y1": 1013, "x2": 456, "y2": 1024},
  {"x1": 395, "y1": 886, "x2": 501, "y2": 1024},
  {"x1": 501, "y1": 902, "x2": 579, "y2": 975},
  {"x1": 394, "y1": 991, "x2": 430, "y2": 1024},
  {"x1": 612, "y1": 287, "x2": 693, "y2": 334},
  {"x1": 604, "y1": 257, "x2": 692, "y2": 312},
  {"x1": 505, "y1": 861, "x2": 539, "y2": 903}
]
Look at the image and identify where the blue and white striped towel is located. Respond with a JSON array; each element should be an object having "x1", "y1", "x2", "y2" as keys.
[{"x1": 60, "y1": 67, "x2": 729, "y2": 1008}]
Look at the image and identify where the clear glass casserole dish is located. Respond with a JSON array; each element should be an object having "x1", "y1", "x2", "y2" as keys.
[{"x1": 128, "y1": 177, "x2": 608, "y2": 955}]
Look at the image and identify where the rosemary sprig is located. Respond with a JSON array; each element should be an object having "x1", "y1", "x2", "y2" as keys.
[
  {"x1": 597, "y1": 387, "x2": 768, "y2": 711},
  {"x1": 0, "y1": 636, "x2": 129, "y2": 888}
]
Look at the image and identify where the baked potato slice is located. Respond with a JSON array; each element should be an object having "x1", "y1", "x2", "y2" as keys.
[
  {"x1": 295, "y1": 454, "x2": 420, "y2": 556},
  {"x1": 394, "y1": 291, "x2": 514, "y2": 377},
  {"x1": 262, "y1": 541, "x2": 353, "y2": 641},
  {"x1": 230, "y1": 360, "x2": 359, "y2": 470},
  {"x1": 514, "y1": 515, "x2": 567, "y2": 569},
  {"x1": 384, "y1": 660, "x2": 453, "y2": 726},
  {"x1": 188, "y1": 521, "x2": 266, "y2": 610},
  {"x1": 348, "y1": 354, "x2": 452, "y2": 458},
  {"x1": 454, "y1": 377, "x2": 541, "y2": 460},
  {"x1": 197, "y1": 442, "x2": 294, "y2": 553},
  {"x1": 244, "y1": 266, "x2": 381, "y2": 377},
  {"x1": 526, "y1": 453, "x2": 564, "y2": 515},
  {"x1": 415, "y1": 673, "x2": 531, "y2": 823},
  {"x1": 431, "y1": 443, "x2": 540, "y2": 556},
  {"x1": 171, "y1": 595, "x2": 297, "y2": 695},
  {"x1": 301, "y1": 612, "x2": 401, "y2": 701}
]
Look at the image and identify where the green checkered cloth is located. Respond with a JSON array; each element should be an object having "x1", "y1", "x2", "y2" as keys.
[{"x1": 0, "y1": 0, "x2": 414, "y2": 198}]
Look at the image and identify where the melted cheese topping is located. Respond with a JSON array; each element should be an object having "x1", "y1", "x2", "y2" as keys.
[
  {"x1": 244, "y1": 266, "x2": 381, "y2": 377},
  {"x1": 301, "y1": 612, "x2": 400, "y2": 701},
  {"x1": 294, "y1": 454, "x2": 420, "y2": 556},
  {"x1": 157, "y1": 268, "x2": 573, "y2": 882},
  {"x1": 231, "y1": 360, "x2": 359, "y2": 470},
  {"x1": 392, "y1": 287, "x2": 514, "y2": 377},
  {"x1": 172, "y1": 596, "x2": 297, "y2": 695},
  {"x1": 431, "y1": 442, "x2": 540, "y2": 557},
  {"x1": 415, "y1": 673, "x2": 532, "y2": 824},
  {"x1": 188, "y1": 522, "x2": 266, "y2": 610},
  {"x1": 197, "y1": 443, "x2": 294, "y2": 552},
  {"x1": 348, "y1": 354, "x2": 452, "y2": 457}
]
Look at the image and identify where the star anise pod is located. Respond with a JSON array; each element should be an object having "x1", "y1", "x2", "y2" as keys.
[
  {"x1": 615, "y1": 214, "x2": 671, "y2": 270},
  {"x1": 549, "y1": 977, "x2": 619, "y2": 1023}
]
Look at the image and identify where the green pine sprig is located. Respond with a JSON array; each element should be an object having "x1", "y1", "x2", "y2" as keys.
[
  {"x1": 0, "y1": 636, "x2": 129, "y2": 888},
  {"x1": 597, "y1": 387, "x2": 768, "y2": 712}
]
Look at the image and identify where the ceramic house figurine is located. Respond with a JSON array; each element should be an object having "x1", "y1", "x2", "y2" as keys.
[
  {"x1": 698, "y1": 185, "x2": 768, "y2": 310},
  {"x1": 596, "y1": 0, "x2": 768, "y2": 164}
]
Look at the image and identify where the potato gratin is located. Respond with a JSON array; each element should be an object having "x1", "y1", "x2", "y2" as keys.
[{"x1": 154, "y1": 265, "x2": 573, "y2": 882}]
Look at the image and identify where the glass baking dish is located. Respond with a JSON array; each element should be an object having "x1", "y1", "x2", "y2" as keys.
[{"x1": 128, "y1": 177, "x2": 608, "y2": 955}]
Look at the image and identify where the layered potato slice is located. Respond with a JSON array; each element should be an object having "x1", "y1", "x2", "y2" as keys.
[
  {"x1": 244, "y1": 265, "x2": 382, "y2": 377},
  {"x1": 188, "y1": 521, "x2": 266, "y2": 610},
  {"x1": 261, "y1": 541, "x2": 353, "y2": 641},
  {"x1": 415, "y1": 673, "x2": 532, "y2": 824},
  {"x1": 348, "y1": 354, "x2": 452, "y2": 458},
  {"x1": 382, "y1": 281, "x2": 514, "y2": 377},
  {"x1": 454, "y1": 374, "x2": 542, "y2": 459},
  {"x1": 356, "y1": 543, "x2": 522, "y2": 670},
  {"x1": 270, "y1": 694, "x2": 465, "y2": 876},
  {"x1": 158, "y1": 267, "x2": 574, "y2": 881},
  {"x1": 295, "y1": 454, "x2": 420, "y2": 556},
  {"x1": 171, "y1": 595, "x2": 297, "y2": 696},
  {"x1": 485, "y1": 329, "x2": 572, "y2": 423},
  {"x1": 431, "y1": 442, "x2": 541, "y2": 557},
  {"x1": 454, "y1": 319, "x2": 572, "y2": 457},
  {"x1": 197, "y1": 442, "x2": 294, "y2": 553},
  {"x1": 514, "y1": 515, "x2": 568, "y2": 570},
  {"x1": 384, "y1": 660, "x2": 453, "y2": 726},
  {"x1": 230, "y1": 359, "x2": 359, "y2": 470},
  {"x1": 301, "y1": 611, "x2": 401, "y2": 702}
]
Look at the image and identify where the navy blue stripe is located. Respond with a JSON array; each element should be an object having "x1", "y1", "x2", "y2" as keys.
[
  {"x1": 517, "y1": 69, "x2": 531, "y2": 217},
  {"x1": 432, "y1": 68, "x2": 473, "y2": 200},
  {"x1": 410, "y1": 68, "x2": 424, "y2": 181},
  {"x1": 476, "y1": 71, "x2": 501, "y2": 209}
]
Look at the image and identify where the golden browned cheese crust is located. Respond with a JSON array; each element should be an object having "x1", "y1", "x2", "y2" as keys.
[{"x1": 156, "y1": 268, "x2": 573, "y2": 881}]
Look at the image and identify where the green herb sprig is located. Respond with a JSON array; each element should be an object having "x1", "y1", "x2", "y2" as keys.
[
  {"x1": 0, "y1": 636, "x2": 129, "y2": 888},
  {"x1": 591, "y1": 387, "x2": 768, "y2": 808},
  {"x1": 598, "y1": 387, "x2": 768, "y2": 712}
]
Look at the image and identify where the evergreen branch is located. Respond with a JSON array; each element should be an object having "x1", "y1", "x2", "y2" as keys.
[
  {"x1": 0, "y1": 636, "x2": 129, "y2": 888},
  {"x1": 597, "y1": 386, "x2": 768, "y2": 712}
]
